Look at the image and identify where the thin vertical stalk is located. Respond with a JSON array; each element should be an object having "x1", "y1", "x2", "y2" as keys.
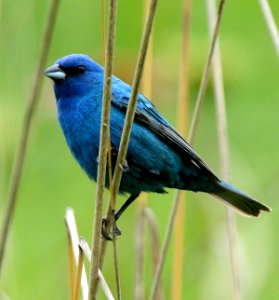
[
  {"x1": 101, "y1": 0, "x2": 107, "y2": 64},
  {"x1": 141, "y1": 0, "x2": 153, "y2": 100},
  {"x1": 259, "y1": 0, "x2": 279, "y2": 57},
  {"x1": 149, "y1": 191, "x2": 181, "y2": 300},
  {"x1": 101, "y1": 0, "x2": 113, "y2": 188},
  {"x1": 135, "y1": 195, "x2": 146, "y2": 300},
  {"x1": 74, "y1": 245, "x2": 85, "y2": 300},
  {"x1": 98, "y1": 0, "x2": 158, "y2": 274},
  {"x1": 0, "y1": 0, "x2": 2, "y2": 38},
  {"x1": 207, "y1": 0, "x2": 240, "y2": 298},
  {"x1": 188, "y1": 0, "x2": 226, "y2": 142},
  {"x1": 88, "y1": 0, "x2": 118, "y2": 299},
  {"x1": 135, "y1": 0, "x2": 154, "y2": 298},
  {"x1": 79, "y1": 238, "x2": 115, "y2": 300},
  {"x1": 65, "y1": 208, "x2": 89, "y2": 300},
  {"x1": 171, "y1": 1, "x2": 191, "y2": 299},
  {"x1": 100, "y1": 0, "x2": 121, "y2": 297},
  {"x1": 108, "y1": 0, "x2": 158, "y2": 213},
  {"x1": 149, "y1": 1, "x2": 227, "y2": 299},
  {"x1": 0, "y1": 0, "x2": 61, "y2": 275},
  {"x1": 112, "y1": 234, "x2": 121, "y2": 300},
  {"x1": 67, "y1": 231, "x2": 75, "y2": 300},
  {"x1": 144, "y1": 208, "x2": 161, "y2": 274},
  {"x1": 144, "y1": 208, "x2": 163, "y2": 300}
]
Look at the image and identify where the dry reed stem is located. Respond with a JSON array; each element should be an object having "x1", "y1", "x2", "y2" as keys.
[
  {"x1": 149, "y1": 1, "x2": 227, "y2": 299},
  {"x1": 0, "y1": 0, "x2": 2, "y2": 37},
  {"x1": 74, "y1": 245, "x2": 85, "y2": 300},
  {"x1": 65, "y1": 209, "x2": 89, "y2": 299},
  {"x1": 144, "y1": 208, "x2": 161, "y2": 274},
  {"x1": 67, "y1": 230, "x2": 75, "y2": 300},
  {"x1": 141, "y1": 0, "x2": 154, "y2": 100},
  {"x1": 87, "y1": 0, "x2": 118, "y2": 299},
  {"x1": 98, "y1": 0, "x2": 158, "y2": 277},
  {"x1": 135, "y1": 195, "x2": 146, "y2": 300},
  {"x1": 171, "y1": 198, "x2": 185, "y2": 300},
  {"x1": 112, "y1": 234, "x2": 121, "y2": 300},
  {"x1": 101, "y1": 0, "x2": 113, "y2": 195},
  {"x1": 144, "y1": 208, "x2": 163, "y2": 300},
  {"x1": 79, "y1": 238, "x2": 114, "y2": 300},
  {"x1": 100, "y1": 1, "x2": 121, "y2": 297},
  {"x1": 101, "y1": 0, "x2": 106, "y2": 64},
  {"x1": 102, "y1": 0, "x2": 158, "y2": 233},
  {"x1": 149, "y1": 191, "x2": 181, "y2": 300},
  {"x1": 207, "y1": 0, "x2": 240, "y2": 298},
  {"x1": 135, "y1": 0, "x2": 154, "y2": 298},
  {"x1": 171, "y1": 0, "x2": 191, "y2": 299},
  {"x1": 0, "y1": 0, "x2": 61, "y2": 275},
  {"x1": 188, "y1": 0, "x2": 226, "y2": 142},
  {"x1": 259, "y1": 0, "x2": 279, "y2": 57}
]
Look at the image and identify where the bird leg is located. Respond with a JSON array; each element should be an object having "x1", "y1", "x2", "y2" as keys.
[{"x1": 101, "y1": 193, "x2": 140, "y2": 240}]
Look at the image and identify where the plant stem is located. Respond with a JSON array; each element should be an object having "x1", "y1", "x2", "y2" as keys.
[
  {"x1": 0, "y1": 0, "x2": 61, "y2": 276},
  {"x1": 74, "y1": 245, "x2": 85, "y2": 300},
  {"x1": 188, "y1": 0, "x2": 226, "y2": 143},
  {"x1": 65, "y1": 208, "x2": 89, "y2": 300},
  {"x1": 135, "y1": 195, "x2": 146, "y2": 300},
  {"x1": 79, "y1": 238, "x2": 115, "y2": 300},
  {"x1": 87, "y1": 0, "x2": 118, "y2": 299},
  {"x1": 144, "y1": 208, "x2": 162, "y2": 300},
  {"x1": 112, "y1": 234, "x2": 121, "y2": 300},
  {"x1": 109, "y1": 0, "x2": 158, "y2": 211},
  {"x1": 135, "y1": 1, "x2": 154, "y2": 298},
  {"x1": 67, "y1": 230, "x2": 75, "y2": 300},
  {"x1": 98, "y1": 0, "x2": 158, "y2": 275},
  {"x1": 149, "y1": 191, "x2": 181, "y2": 300},
  {"x1": 206, "y1": 0, "x2": 240, "y2": 298},
  {"x1": 148, "y1": 1, "x2": 227, "y2": 298},
  {"x1": 171, "y1": 0, "x2": 192, "y2": 299},
  {"x1": 259, "y1": 0, "x2": 279, "y2": 57}
]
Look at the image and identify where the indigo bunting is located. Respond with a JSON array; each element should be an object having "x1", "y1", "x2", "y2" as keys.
[{"x1": 45, "y1": 54, "x2": 271, "y2": 236}]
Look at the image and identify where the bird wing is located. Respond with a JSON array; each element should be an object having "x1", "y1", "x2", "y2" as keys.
[{"x1": 111, "y1": 85, "x2": 218, "y2": 179}]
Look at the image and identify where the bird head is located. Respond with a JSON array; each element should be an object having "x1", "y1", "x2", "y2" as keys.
[{"x1": 44, "y1": 54, "x2": 104, "y2": 99}]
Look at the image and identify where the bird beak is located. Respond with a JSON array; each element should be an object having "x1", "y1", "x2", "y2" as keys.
[{"x1": 44, "y1": 64, "x2": 66, "y2": 80}]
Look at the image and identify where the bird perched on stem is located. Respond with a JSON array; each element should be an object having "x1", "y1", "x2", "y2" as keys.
[{"x1": 45, "y1": 54, "x2": 271, "y2": 238}]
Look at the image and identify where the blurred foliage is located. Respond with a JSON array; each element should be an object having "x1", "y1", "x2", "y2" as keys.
[{"x1": 0, "y1": 0, "x2": 279, "y2": 299}]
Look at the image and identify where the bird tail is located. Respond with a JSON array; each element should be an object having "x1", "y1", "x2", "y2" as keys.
[{"x1": 211, "y1": 180, "x2": 271, "y2": 217}]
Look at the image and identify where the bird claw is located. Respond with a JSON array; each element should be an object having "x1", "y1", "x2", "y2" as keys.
[{"x1": 101, "y1": 217, "x2": 122, "y2": 241}]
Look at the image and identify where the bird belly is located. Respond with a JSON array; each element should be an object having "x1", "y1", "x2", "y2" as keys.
[{"x1": 58, "y1": 100, "x2": 100, "y2": 181}]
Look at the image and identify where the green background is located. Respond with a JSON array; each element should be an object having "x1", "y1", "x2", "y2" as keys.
[{"x1": 0, "y1": 0, "x2": 278, "y2": 299}]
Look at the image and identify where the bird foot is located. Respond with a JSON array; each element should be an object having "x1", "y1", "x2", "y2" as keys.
[{"x1": 101, "y1": 217, "x2": 122, "y2": 241}]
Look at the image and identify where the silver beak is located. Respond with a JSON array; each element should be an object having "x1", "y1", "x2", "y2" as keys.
[{"x1": 44, "y1": 64, "x2": 66, "y2": 80}]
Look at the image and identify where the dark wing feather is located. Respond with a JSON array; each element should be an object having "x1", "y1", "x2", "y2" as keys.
[{"x1": 112, "y1": 98, "x2": 219, "y2": 180}]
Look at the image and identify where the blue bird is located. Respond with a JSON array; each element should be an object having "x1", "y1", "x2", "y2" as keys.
[{"x1": 45, "y1": 54, "x2": 271, "y2": 237}]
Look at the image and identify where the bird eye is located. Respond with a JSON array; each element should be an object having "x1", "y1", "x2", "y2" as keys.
[
  {"x1": 76, "y1": 65, "x2": 85, "y2": 74},
  {"x1": 59, "y1": 65, "x2": 86, "y2": 76}
]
